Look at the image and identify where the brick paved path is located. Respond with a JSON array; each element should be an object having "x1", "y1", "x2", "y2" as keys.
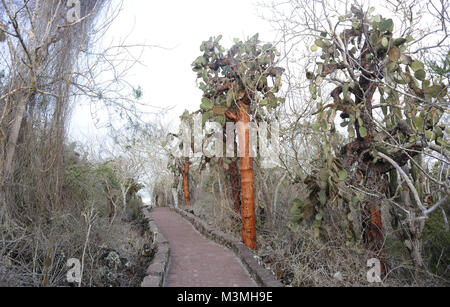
[{"x1": 151, "y1": 207, "x2": 257, "y2": 287}]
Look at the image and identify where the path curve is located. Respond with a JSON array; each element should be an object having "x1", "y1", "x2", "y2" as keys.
[{"x1": 151, "y1": 207, "x2": 257, "y2": 287}]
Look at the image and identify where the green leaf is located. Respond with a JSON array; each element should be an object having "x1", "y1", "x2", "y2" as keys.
[
  {"x1": 414, "y1": 117, "x2": 424, "y2": 131},
  {"x1": 293, "y1": 199, "x2": 303, "y2": 207},
  {"x1": 290, "y1": 205, "x2": 302, "y2": 216},
  {"x1": 434, "y1": 126, "x2": 443, "y2": 138},
  {"x1": 291, "y1": 216, "x2": 302, "y2": 223},
  {"x1": 348, "y1": 125, "x2": 356, "y2": 139},
  {"x1": 312, "y1": 123, "x2": 321, "y2": 132},
  {"x1": 388, "y1": 62, "x2": 398, "y2": 72},
  {"x1": 315, "y1": 210, "x2": 323, "y2": 222},
  {"x1": 202, "y1": 112, "x2": 212, "y2": 125},
  {"x1": 201, "y1": 98, "x2": 213, "y2": 111},
  {"x1": 424, "y1": 85, "x2": 443, "y2": 98},
  {"x1": 380, "y1": 18, "x2": 394, "y2": 33},
  {"x1": 216, "y1": 115, "x2": 226, "y2": 126},
  {"x1": 194, "y1": 56, "x2": 207, "y2": 67},
  {"x1": 394, "y1": 38, "x2": 407, "y2": 46},
  {"x1": 359, "y1": 126, "x2": 368, "y2": 138},
  {"x1": 202, "y1": 70, "x2": 209, "y2": 82},
  {"x1": 411, "y1": 60, "x2": 424, "y2": 72},
  {"x1": 436, "y1": 137, "x2": 446, "y2": 146},
  {"x1": 315, "y1": 39, "x2": 326, "y2": 48},
  {"x1": 425, "y1": 130, "x2": 434, "y2": 141},
  {"x1": 414, "y1": 70, "x2": 426, "y2": 81},
  {"x1": 226, "y1": 89, "x2": 234, "y2": 107},
  {"x1": 338, "y1": 170, "x2": 348, "y2": 181},
  {"x1": 381, "y1": 37, "x2": 389, "y2": 48},
  {"x1": 388, "y1": 46, "x2": 400, "y2": 62},
  {"x1": 250, "y1": 33, "x2": 259, "y2": 42},
  {"x1": 311, "y1": 44, "x2": 318, "y2": 52},
  {"x1": 306, "y1": 71, "x2": 315, "y2": 80},
  {"x1": 408, "y1": 135, "x2": 417, "y2": 143}
]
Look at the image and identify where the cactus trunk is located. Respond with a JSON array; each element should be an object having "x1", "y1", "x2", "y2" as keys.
[{"x1": 237, "y1": 101, "x2": 257, "y2": 250}]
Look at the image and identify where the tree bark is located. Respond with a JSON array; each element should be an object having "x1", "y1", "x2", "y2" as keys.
[
  {"x1": 360, "y1": 167, "x2": 387, "y2": 275},
  {"x1": 237, "y1": 101, "x2": 257, "y2": 250},
  {"x1": 362, "y1": 198, "x2": 387, "y2": 273},
  {"x1": 3, "y1": 94, "x2": 29, "y2": 180}
]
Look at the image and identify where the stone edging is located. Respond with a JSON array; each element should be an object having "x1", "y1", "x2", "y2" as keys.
[
  {"x1": 171, "y1": 207, "x2": 284, "y2": 288},
  {"x1": 141, "y1": 207, "x2": 171, "y2": 287}
]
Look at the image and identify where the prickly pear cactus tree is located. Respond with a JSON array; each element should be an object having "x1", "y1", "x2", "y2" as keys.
[
  {"x1": 167, "y1": 110, "x2": 197, "y2": 206},
  {"x1": 192, "y1": 34, "x2": 285, "y2": 250},
  {"x1": 291, "y1": 5, "x2": 449, "y2": 273},
  {"x1": 192, "y1": 34, "x2": 285, "y2": 123}
]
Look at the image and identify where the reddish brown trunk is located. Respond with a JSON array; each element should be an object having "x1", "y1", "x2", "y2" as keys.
[
  {"x1": 363, "y1": 202, "x2": 384, "y2": 248},
  {"x1": 362, "y1": 169, "x2": 387, "y2": 275},
  {"x1": 182, "y1": 157, "x2": 190, "y2": 206},
  {"x1": 237, "y1": 101, "x2": 257, "y2": 250},
  {"x1": 363, "y1": 201, "x2": 387, "y2": 275}
]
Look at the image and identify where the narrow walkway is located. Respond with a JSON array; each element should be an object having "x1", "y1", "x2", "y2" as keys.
[{"x1": 151, "y1": 207, "x2": 257, "y2": 287}]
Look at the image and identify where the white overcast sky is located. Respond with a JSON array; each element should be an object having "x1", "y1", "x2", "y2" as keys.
[{"x1": 69, "y1": 0, "x2": 278, "y2": 142}]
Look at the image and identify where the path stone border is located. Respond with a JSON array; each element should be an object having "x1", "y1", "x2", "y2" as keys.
[
  {"x1": 141, "y1": 207, "x2": 171, "y2": 287},
  {"x1": 171, "y1": 207, "x2": 284, "y2": 288}
]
